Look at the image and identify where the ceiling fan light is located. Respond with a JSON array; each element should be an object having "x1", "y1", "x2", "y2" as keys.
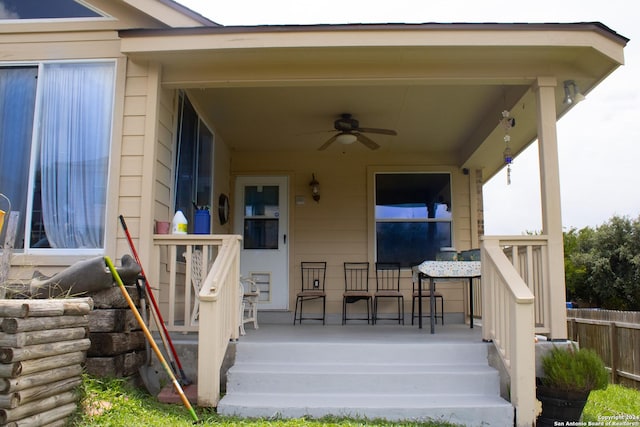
[{"x1": 336, "y1": 132, "x2": 357, "y2": 145}]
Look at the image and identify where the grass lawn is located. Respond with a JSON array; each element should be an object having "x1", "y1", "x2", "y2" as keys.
[
  {"x1": 582, "y1": 384, "x2": 640, "y2": 423},
  {"x1": 70, "y1": 375, "x2": 640, "y2": 426},
  {"x1": 71, "y1": 375, "x2": 459, "y2": 426}
]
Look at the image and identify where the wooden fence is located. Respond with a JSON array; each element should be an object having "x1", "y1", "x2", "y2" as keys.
[{"x1": 567, "y1": 309, "x2": 640, "y2": 390}]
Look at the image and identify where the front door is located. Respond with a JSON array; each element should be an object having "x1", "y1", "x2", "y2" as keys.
[{"x1": 234, "y1": 176, "x2": 289, "y2": 310}]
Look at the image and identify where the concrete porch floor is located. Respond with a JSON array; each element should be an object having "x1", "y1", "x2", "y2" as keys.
[{"x1": 239, "y1": 317, "x2": 484, "y2": 344}]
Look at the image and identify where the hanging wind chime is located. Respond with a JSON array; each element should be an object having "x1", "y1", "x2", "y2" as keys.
[{"x1": 500, "y1": 110, "x2": 515, "y2": 185}]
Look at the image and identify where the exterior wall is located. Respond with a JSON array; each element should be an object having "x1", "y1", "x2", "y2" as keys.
[
  {"x1": 231, "y1": 151, "x2": 479, "y2": 316},
  {"x1": 119, "y1": 74, "x2": 234, "y2": 314}
]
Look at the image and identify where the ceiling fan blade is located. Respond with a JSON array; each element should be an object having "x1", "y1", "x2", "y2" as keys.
[
  {"x1": 356, "y1": 133, "x2": 380, "y2": 150},
  {"x1": 358, "y1": 127, "x2": 398, "y2": 136},
  {"x1": 318, "y1": 134, "x2": 338, "y2": 151}
]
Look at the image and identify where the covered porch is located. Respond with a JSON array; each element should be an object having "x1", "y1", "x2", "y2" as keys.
[
  {"x1": 122, "y1": 22, "x2": 628, "y2": 427},
  {"x1": 150, "y1": 233, "x2": 553, "y2": 426}
]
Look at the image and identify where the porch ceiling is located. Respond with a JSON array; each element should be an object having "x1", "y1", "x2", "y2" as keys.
[{"x1": 121, "y1": 23, "x2": 628, "y2": 181}]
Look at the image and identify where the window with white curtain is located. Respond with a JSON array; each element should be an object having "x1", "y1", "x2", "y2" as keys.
[{"x1": 0, "y1": 61, "x2": 115, "y2": 251}]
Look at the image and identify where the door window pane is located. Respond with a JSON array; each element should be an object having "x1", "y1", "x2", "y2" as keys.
[
  {"x1": 244, "y1": 219, "x2": 279, "y2": 249},
  {"x1": 243, "y1": 185, "x2": 279, "y2": 250},
  {"x1": 244, "y1": 186, "x2": 279, "y2": 217}
]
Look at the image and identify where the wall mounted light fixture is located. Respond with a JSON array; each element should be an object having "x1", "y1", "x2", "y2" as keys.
[
  {"x1": 309, "y1": 174, "x2": 320, "y2": 202},
  {"x1": 563, "y1": 80, "x2": 586, "y2": 105}
]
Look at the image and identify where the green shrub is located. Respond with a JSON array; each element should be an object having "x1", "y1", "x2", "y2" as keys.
[{"x1": 540, "y1": 344, "x2": 608, "y2": 393}]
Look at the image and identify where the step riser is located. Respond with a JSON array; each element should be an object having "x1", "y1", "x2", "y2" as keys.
[
  {"x1": 235, "y1": 342, "x2": 489, "y2": 365},
  {"x1": 226, "y1": 371, "x2": 500, "y2": 394},
  {"x1": 219, "y1": 403, "x2": 514, "y2": 426}
]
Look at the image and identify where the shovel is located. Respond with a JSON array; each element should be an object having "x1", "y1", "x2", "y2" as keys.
[
  {"x1": 105, "y1": 256, "x2": 199, "y2": 423},
  {"x1": 135, "y1": 278, "x2": 161, "y2": 396},
  {"x1": 119, "y1": 215, "x2": 191, "y2": 385}
]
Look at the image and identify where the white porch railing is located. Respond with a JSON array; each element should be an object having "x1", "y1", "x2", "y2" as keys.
[
  {"x1": 498, "y1": 236, "x2": 551, "y2": 334},
  {"x1": 196, "y1": 235, "x2": 241, "y2": 406},
  {"x1": 152, "y1": 235, "x2": 224, "y2": 333},
  {"x1": 481, "y1": 236, "x2": 545, "y2": 427},
  {"x1": 151, "y1": 234, "x2": 241, "y2": 407}
]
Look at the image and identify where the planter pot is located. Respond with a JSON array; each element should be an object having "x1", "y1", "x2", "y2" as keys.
[{"x1": 536, "y1": 385, "x2": 590, "y2": 426}]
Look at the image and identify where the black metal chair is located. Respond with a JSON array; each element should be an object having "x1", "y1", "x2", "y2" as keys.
[
  {"x1": 411, "y1": 276, "x2": 444, "y2": 325},
  {"x1": 342, "y1": 262, "x2": 372, "y2": 324},
  {"x1": 293, "y1": 262, "x2": 327, "y2": 324},
  {"x1": 374, "y1": 262, "x2": 404, "y2": 324}
]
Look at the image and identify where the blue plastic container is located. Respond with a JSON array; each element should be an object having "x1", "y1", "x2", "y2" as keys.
[{"x1": 194, "y1": 209, "x2": 211, "y2": 234}]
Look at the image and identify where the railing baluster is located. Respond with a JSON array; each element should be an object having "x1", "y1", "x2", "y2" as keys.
[
  {"x1": 168, "y1": 244, "x2": 177, "y2": 331},
  {"x1": 184, "y1": 245, "x2": 193, "y2": 328}
]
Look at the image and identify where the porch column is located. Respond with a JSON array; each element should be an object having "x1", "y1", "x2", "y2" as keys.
[{"x1": 534, "y1": 77, "x2": 567, "y2": 340}]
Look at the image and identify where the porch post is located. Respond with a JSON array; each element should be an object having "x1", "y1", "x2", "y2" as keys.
[{"x1": 534, "y1": 77, "x2": 568, "y2": 340}]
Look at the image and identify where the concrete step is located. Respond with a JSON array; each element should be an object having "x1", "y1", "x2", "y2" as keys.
[
  {"x1": 218, "y1": 340, "x2": 513, "y2": 426},
  {"x1": 235, "y1": 342, "x2": 490, "y2": 365},
  {"x1": 219, "y1": 393, "x2": 513, "y2": 426},
  {"x1": 226, "y1": 364, "x2": 501, "y2": 395}
]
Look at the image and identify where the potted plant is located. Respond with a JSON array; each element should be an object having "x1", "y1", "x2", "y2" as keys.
[{"x1": 536, "y1": 343, "x2": 608, "y2": 426}]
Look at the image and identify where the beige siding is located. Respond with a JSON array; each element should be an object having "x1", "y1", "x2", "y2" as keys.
[
  {"x1": 0, "y1": 36, "x2": 122, "y2": 62},
  {"x1": 155, "y1": 87, "x2": 177, "y2": 224},
  {"x1": 119, "y1": 60, "x2": 149, "y2": 238},
  {"x1": 232, "y1": 151, "x2": 476, "y2": 316}
]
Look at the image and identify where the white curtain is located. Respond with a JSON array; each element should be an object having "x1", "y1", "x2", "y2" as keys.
[{"x1": 38, "y1": 62, "x2": 114, "y2": 249}]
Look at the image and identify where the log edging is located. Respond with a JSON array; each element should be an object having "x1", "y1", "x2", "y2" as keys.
[{"x1": 0, "y1": 298, "x2": 90, "y2": 425}]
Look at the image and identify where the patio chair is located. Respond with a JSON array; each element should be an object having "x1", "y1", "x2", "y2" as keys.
[
  {"x1": 293, "y1": 262, "x2": 327, "y2": 324},
  {"x1": 373, "y1": 262, "x2": 404, "y2": 324},
  {"x1": 239, "y1": 276, "x2": 260, "y2": 335},
  {"x1": 411, "y1": 275, "x2": 444, "y2": 325},
  {"x1": 342, "y1": 262, "x2": 373, "y2": 324}
]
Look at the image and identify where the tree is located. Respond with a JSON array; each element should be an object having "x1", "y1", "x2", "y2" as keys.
[{"x1": 564, "y1": 215, "x2": 640, "y2": 310}]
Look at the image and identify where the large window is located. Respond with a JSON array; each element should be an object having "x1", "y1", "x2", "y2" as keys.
[
  {"x1": 0, "y1": 62, "x2": 115, "y2": 251},
  {"x1": 174, "y1": 92, "x2": 214, "y2": 231},
  {"x1": 375, "y1": 173, "x2": 452, "y2": 267}
]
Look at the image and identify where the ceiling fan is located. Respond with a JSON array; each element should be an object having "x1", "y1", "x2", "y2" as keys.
[{"x1": 318, "y1": 113, "x2": 397, "y2": 151}]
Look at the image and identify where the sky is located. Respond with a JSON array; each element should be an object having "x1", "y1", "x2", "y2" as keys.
[{"x1": 177, "y1": 0, "x2": 639, "y2": 235}]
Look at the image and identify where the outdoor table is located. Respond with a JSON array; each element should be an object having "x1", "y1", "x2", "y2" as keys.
[{"x1": 413, "y1": 260, "x2": 481, "y2": 334}]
